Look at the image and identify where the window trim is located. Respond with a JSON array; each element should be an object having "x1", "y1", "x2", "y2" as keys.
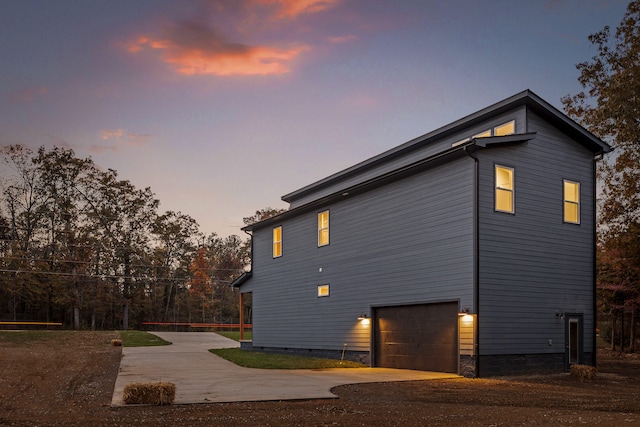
[
  {"x1": 563, "y1": 179, "x2": 580, "y2": 224},
  {"x1": 318, "y1": 210, "x2": 329, "y2": 247},
  {"x1": 272, "y1": 226, "x2": 282, "y2": 258},
  {"x1": 495, "y1": 164, "x2": 515, "y2": 214}
]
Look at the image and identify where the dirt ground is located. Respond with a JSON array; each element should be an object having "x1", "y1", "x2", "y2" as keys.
[{"x1": 1, "y1": 331, "x2": 639, "y2": 426}]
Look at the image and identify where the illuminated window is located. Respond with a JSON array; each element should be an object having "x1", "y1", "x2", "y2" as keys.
[
  {"x1": 564, "y1": 180, "x2": 580, "y2": 224},
  {"x1": 318, "y1": 210, "x2": 329, "y2": 247},
  {"x1": 273, "y1": 226, "x2": 282, "y2": 258},
  {"x1": 495, "y1": 165, "x2": 514, "y2": 213},
  {"x1": 472, "y1": 129, "x2": 491, "y2": 139},
  {"x1": 494, "y1": 120, "x2": 515, "y2": 136},
  {"x1": 452, "y1": 120, "x2": 516, "y2": 147},
  {"x1": 317, "y1": 284, "x2": 330, "y2": 297}
]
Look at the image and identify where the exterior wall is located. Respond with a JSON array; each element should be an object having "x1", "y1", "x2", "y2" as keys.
[
  {"x1": 239, "y1": 94, "x2": 604, "y2": 376},
  {"x1": 287, "y1": 109, "x2": 526, "y2": 209},
  {"x1": 477, "y1": 109, "x2": 596, "y2": 365},
  {"x1": 247, "y1": 157, "x2": 475, "y2": 354}
]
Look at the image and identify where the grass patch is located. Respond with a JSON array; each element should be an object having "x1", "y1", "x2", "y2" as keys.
[
  {"x1": 119, "y1": 330, "x2": 171, "y2": 347},
  {"x1": 0, "y1": 330, "x2": 117, "y2": 347},
  {"x1": 215, "y1": 331, "x2": 252, "y2": 341},
  {"x1": 210, "y1": 348, "x2": 366, "y2": 369}
]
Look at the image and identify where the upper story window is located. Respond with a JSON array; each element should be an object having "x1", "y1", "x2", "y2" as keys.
[
  {"x1": 472, "y1": 129, "x2": 492, "y2": 139},
  {"x1": 494, "y1": 120, "x2": 515, "y2": 136},
  {"x1": 564, "y1": 180, "x2": 580, "y2": 224},
  {"x1": 318, "y1": 210, "x2": 329, "y2": 247},
  {"x1": 495, "y1": 165, "x2": 514, "y2": 213},
  {"x1": 273, "y1": 226, "x2": 282, "y2": 258},
  {"x1": 453, "y1": 120, "x2": 516, "y2": 147}
]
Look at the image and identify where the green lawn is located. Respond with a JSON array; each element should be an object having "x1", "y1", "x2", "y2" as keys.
[
  {"x1": 209, "y1": 347, "x2": 366, "y2": 369},
  {"x1": 215, "y1": 331, "x2": 252, "y2": 341},
  {"x1": 119, "y1": 330, "x2": 171, "y2": 347}
]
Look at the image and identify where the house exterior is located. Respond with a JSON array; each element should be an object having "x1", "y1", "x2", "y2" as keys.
[{"x1": 232, "y1": 90, "x2": 611, "y2": 377}]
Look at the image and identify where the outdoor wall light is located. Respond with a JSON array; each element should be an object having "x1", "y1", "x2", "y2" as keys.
[
  {"x1": 357, "y1": 313, "x2": 368, "y2": 320},
  {"x1": 458, "y1": 306, "x2": 470, "y2": 315}
]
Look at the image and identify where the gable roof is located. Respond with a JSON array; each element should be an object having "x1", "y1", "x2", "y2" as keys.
[{"x1": 243, "y1": 89, "x2": 610, "y2": 232}]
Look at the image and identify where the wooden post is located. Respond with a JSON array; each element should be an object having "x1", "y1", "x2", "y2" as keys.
[{"x1": 239, "y1": 292, "x2": 244, "y2": 341}]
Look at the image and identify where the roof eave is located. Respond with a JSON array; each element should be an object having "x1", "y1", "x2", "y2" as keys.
[
  {"x1": 230, "y1": 271, "x2": 252, "y2": 288},
  {"x1": 281, "y1": 90, "x2": 544, "y2": 203}
]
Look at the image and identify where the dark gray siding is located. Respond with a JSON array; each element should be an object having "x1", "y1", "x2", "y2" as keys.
[
  {"x1": 287, "y1": 109, "x2": 526, "y2": 209},
  {"x1": 247, "y1": 158, "x2": 475, "y2": 352},
  {"x1": 477, "y1": 109, "x2": 596, "y2": 356}
]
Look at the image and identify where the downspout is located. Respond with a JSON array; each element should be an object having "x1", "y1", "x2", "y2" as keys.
[
  {"x1": 592, "y1": 152, "x2": 603, "y2": 368},
  {"x1": 463, "y1": 145, "x2": 480, "y2": 378}
]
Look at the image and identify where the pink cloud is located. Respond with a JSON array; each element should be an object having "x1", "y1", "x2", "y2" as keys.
[
  {"x1": 97, "y1": 129, "x2": 151, "y2": 153},
  {"x1": 328, "y1": 34, "x2": 356, "y2": 44},
  {"x1": 253, "y1": 0, "x2": 341, "y2": 19},
  {"x1": 11, "y1": 86, "x2": 48, "y2": 102},
  {"x1": 101, "y1": 129, "x2": 125, "y2": 140},
  {"x1": 126, "y1": 21, "x2": 307, "y2": 76}
]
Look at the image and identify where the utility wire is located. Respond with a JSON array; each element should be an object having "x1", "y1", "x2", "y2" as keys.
[
  {"x1": 0, "y1": 268, "x2": 238, "y2": 283},
  {"x1": 0, "y1": 255, "x2": 244, "y2": 271}
]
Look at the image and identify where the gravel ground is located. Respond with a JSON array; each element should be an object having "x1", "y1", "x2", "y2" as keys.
[{"x1": 1, "y1": 331, "x2": 639, "y2": 426}]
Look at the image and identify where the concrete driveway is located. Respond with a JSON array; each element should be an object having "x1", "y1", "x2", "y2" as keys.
[{"x1": 111, "y1": 332, "x2": 459, "y2": 405}]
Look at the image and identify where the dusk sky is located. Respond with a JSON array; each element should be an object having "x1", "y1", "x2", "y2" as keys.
[{"x1": 0, "y1": 0, "x2": 629, "y2": 237}]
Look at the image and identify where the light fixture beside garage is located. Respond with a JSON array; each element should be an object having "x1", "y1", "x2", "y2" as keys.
[{"x1": 357, "y1": 313, "x2": 370, "y2": 326}]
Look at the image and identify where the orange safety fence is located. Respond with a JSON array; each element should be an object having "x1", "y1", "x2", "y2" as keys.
[{"x1": 0, "y1": 321, "x2": 63, "y2": 326}]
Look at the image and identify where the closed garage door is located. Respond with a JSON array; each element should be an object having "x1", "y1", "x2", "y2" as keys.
[{"x1": 374, "y1": 302, "x2": 458, "y2": 373}]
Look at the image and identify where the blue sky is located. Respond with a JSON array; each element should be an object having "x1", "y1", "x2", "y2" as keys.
[{"x1": 0, "y1": 0, "x2": 629, "y2": 236}]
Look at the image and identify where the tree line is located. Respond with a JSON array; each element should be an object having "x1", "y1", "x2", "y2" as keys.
[{"x1": 0, "y1": 145, "x2": 254, "y2": 330}]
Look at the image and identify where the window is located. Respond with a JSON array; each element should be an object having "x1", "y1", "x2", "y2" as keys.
[
  {"x1": 452, "y1": 120, "x2": 516, "y2": 147},
  {"x1": 564, "y1": 180, "x2": 580, "y2": 224},
  {"x1": 494, "y1": 120, "x2": 515, "y2": 136},
  {"x1": 317, "y1": 284, "x2": 330, "y2": 297},
  {"x1": 495, "y1": 165, "x2": 514, "y2": 213},
  {"x1": 272, "y1": 226, "x2": 282, "y2": 258},
  {"x1": 472, "y1": 129, "x2": 491, "y2": 139},
  {"x1": 318, "y1": 210, "x2": 329, "y2": 247}
]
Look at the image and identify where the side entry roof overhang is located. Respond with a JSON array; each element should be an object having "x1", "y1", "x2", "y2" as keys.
[{"x1": 230, "y1": 271, "x2": 252, "y2": 289}]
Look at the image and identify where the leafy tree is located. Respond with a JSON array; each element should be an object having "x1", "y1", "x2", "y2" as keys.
[
  {"x1": 562, "y1": 0, "x2": 640, "y2": 231},
  {"x1": 242, "y1": 207, "x2": 287, "y2": 226},
  {"x1": 0, "y1": 145, "x2": 253, "y2": 329},
  {"x1": 0, "y1": 145, "x2": 47, "y2": 252},
  {"x1": 205, "y1": 233, "x2": 249, "y2": 323},
  {"x1": 562, "y1": 0, "x2": 640, "y2": 351},
  {"x1": 0, "y1": 145, "x2": 49, "y2": 320},
  {"x1": 597, "y1": 224, "x2": 640, "y2": 351},
  {"x1": 33, "y1": 147, "x2": 99, "y2": 329},
  {"x1": 188, "y1": 247, "x2": 212, "y2": 322},
  {"x1": 151, "y1": 211, "x2": 200, "y2": 322}
]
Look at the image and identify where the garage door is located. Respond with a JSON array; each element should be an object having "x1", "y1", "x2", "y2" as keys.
[{"x1": 374, "y1": 302, "x2": 458, "y2": 373}]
